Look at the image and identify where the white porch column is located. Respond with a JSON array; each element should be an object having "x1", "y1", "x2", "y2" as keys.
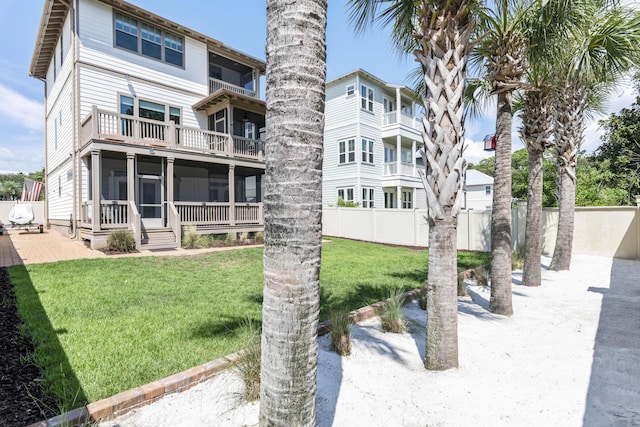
[
  {"x1": 395, "y1": 87, "x2": 401, "y2": 124},
  {"x1": 397, "y1": 185, "x2": 402, "y2": 210},
  {"x1": 91, "y1": 149, "x2": 101, "y2": 232},
  {"x1": 396, "y1": 135, "x2": 401, "y2": 175},
  {"x1": 166, "y1": 157, "x2": 175, "y2": 203},
  {"x1": 127, "y1": 153, "x2": 135, "y2": 205},
  {"x1": 228, "y1": 164, "x2": 236, "y2": 226},
  {"x1": 412, "y1": 140, "x2": 417, "y2": 176}
]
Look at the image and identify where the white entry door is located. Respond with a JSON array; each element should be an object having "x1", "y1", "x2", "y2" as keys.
[{"x1": 137, "y1": 174, "x2": 164, "y2": 228}]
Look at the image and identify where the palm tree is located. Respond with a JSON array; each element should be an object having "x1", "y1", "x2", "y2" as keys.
[
  {"x1": 259, "y1": 0, "x2": 327, "y2": 425},
  {"x1": 348, "y1": 0, "x2": 478, "y2": 370},
  {"x1": 550, "y1": 2, "x2": 640, "y2": 270},
  {"x1": 470, "y1": 0, "x2": 533, "y2": 314}
]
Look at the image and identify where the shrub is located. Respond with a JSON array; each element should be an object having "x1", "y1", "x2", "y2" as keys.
[
  {"x1": 337, "y1": 197, "x2": 360, "y2": 208},
  {"x1": 234, "y1": 319, "x2": 261, "y2": 402},
  {"x1": 182, "y1": 225, "x2": 205, "y2": 249},
  {"x1": 377, "y1": 289, "x2": 406, "y2": 334},
  {"x1": 254, "y1": 231, "x2": 264, "y2": 243},
  {"x1": 512, "y1": 245, "x2": 525, "y2": 270},
  {"x1": 106, "y1": 230, "x2": 135, "y2": 253},
  {"x1": 329, "y1": 311, "x2": 352, "y2": 356},
  {"x1": 226, "y1": 232, "x2": 237, "y2": 243},
  {"x1": 474, "y1": 266, "x2": 489, "y2": 286}
]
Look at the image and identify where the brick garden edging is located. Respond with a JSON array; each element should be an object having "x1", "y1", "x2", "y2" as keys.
[{"x1": 28, "y1": 284, "x2": 438, "y2": 427}]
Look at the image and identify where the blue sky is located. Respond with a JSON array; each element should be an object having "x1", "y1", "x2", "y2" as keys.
[{"x1": 0, "y1": 0, "x2": 636, "y2": 174}]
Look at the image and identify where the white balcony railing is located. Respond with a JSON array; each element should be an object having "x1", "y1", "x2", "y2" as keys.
[
  {"x1": 383, "y1": 161, "x2": 418, "y2": 177},
  {"x1": 209, "y1": 77, "x2": 257, "y2": 98},
  {"x1": 175, "y1": 202, "x2": 263, "y2": 226},
  {"x1": 383, "y1": 111, "x2": 418, "y2": 128},
  {"x1": 81, "y1": 107, "x2": 264, "y2": 161}
]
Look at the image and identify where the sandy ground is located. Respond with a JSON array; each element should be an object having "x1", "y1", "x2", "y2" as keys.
[{"x1": 101, "y1": 255, "x2": 640, "y2": 426}]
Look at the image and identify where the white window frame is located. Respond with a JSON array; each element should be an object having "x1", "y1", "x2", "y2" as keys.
[
  {"x1": 361, "y1": 138, "x2": 374, "y2": 164},
  {"x1": 361, "y1": 85, "x2": 373, "y2": 112},
  {"x1": 114, "y1": 12, "x2": 184, "y2": 68},
  {"x1": 485, "y1": 185, "x2": 491, "y2": 195},
  {"x1": 337, "y1": 187, "x2": 354, "y2": 203},
  {"x1": 402, "y1": 190, "x2": 413, "y2": 209},
  {"x1": 362, "y1": 187, "x2": 374, "y2": 208},
  {"x1": 338, "y1": 138, "x2": 356, "y2": 164},
  {"x1": 346, "y1": 84, "x2": 355, "y2": 96}
]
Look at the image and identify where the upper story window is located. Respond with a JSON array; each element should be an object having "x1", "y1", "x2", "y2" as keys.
[
  {"x1": 485, "y1": 185, "x2": 492, "y2": 195},
  {"x1": 361, "y1": 85, "x2": 373, "y2": 112},
  {"x1": 401, "y1": 148, "x2": 412, "y2": 163},
  {"x1": 115, "y1": 12, "x2": 184, "y2": 67},
  {"x1": 346, "y1": 84, "x2": 355, "y2": 96},
  {"x1": 362, "y1": 139, "x2": 374, "y2": 164},
  {"x1": 339, "y1": 138, "x2": 356, "y2": 164}
]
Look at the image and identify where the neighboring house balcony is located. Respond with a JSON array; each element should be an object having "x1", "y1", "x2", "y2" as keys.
[
  {"x1": 209, "y1": 77, "x2": 256, "y2": 98},
  {"x1": 383, "y1": 110, "x2": 418, "y2": 128},
  {"x1": 80, "y1": 106, "x2": 264, "y2": 162},
  {"x1": 383, "y1": 161, "x2": 418, "y2": 178}
]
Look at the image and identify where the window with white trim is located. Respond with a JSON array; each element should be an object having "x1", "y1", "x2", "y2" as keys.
[
  {"x1": 58, "y1": 176, "x2": 62, "y2": 197},
  {"x1": 337, "y1": 188, "x2": 354, "y2": 203},
  {"x1": 346, "y1": 84, "x2": 355, "y2": 96},
  {"x1": 115, "y1": 12, "x2": 184, "y2": 67},
  {"x1": 361, "y1": 138, "x2": 374, "y2": 164},
  {"x1": 485, "y1": 185, "x2": 491, "y2": 195},
  {"x1": 338, "y1": 138, "x2": 355, "y2": 164},
  {"x1": 362, "y1": 187, "x2": 374, "y2": 208},
  {"x1": 360, "y1": 85, "x2": 373, "y2": 112},
  {"x1": 402, "y1": 190, "x2": 413, "y2": 209},
  {"x1": 54, "y1": 116, "x2": 58, "y2": 150}
]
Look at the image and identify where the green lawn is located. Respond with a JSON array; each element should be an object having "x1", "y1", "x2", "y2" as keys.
[{"x1": 9, "y1": 238, "x2": 489, "y2": 411}]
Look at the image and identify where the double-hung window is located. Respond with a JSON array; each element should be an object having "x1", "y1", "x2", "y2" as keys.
[
  {"x1": 339, "y1": 138, "x2": 355, "y2": 164},
  {"x1": 115, "y1": 12, "x2": 184, "y2": 67},
  {"x1": 362, "y1": 187, "x2": 374, "y2": 208},
  {"x1": 337, "y1": 188, "x2": 354, "y2": 203},
  {"x1": 361, "y1": 85, "x2": 373, "y2": 112},
  {"x1": 362, "y1": 139, "x2": 374, "y2": 164},
  {"x1": 402, "y1": 190, "x2": 413, "y2": 209},
  {"x1": 485, "y1": 185, "x2": 492, "y2": 195}
]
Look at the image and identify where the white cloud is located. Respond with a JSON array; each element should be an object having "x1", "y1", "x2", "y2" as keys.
[
  {"x1": 463, "y1": 138, "x2": 494, "y2": 165},
  {"x1": 0, "y1": 84, "x2": 43, "y2": 132}
]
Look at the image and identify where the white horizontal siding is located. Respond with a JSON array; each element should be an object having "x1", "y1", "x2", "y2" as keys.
[
  {"x1": 78, "y1": 66, "x2": 204, "y2": 129},
  {"x1": 47, "y1": 168, "x2": 74, "y2": 221},
  {"x1": 47, "y1": 78, "x2": 74, "y2": 172},
  {"x1": 77, "y1": 0, "x2": 208, "y2": 97},
  {"x1": 46, "y1": 13, "x2": 73, "y2": 106},
  {"x1": 325, "y1": 77, "x2": 358, "y2": 131}
]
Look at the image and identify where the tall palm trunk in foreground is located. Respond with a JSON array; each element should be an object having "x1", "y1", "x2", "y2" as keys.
[
  {"x1": 550, "y1": 83, "x2": 585, "y2": 271},
  {"x1": 488, "y1": 91, "x2": 513, "y2": 315},
  {"x1": 415, "y1": 2, "x2": 474, "y2": 370},
  {"x1": 259, "y1": 1, "x2": 327, "y2": 425},
  {"x1": 520, "y1": 89, "x2": 554, "y2": 286}
]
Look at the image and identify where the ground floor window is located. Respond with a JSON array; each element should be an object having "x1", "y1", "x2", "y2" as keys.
[
  {"x1": 384, "y1": 191, "x2": 395, "y2": 208},
  {"x1": 337, "y1": 187, "x2": 354, "y2": 204},
  {"x1": 362, "y1": 187, "x2": 374, "y2": 208},
  {"x1": 402, "y1": 190, "x2": 413, "y2": 209}
]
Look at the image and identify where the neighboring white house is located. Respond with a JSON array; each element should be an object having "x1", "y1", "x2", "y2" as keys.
[
  {"x1": 30, "y1": 0, "x2": 266, "y2": 249},
  {"x1": 323, "y1": 69, "x2": 426, "y2": 210},
  {"x1": 462, "y1": 169, "x2": 494, "y2": 210}
]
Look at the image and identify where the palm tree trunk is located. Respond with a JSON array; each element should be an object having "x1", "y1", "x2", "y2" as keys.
[
  {"x1": 489, "y1": 91, "x2": 513, "y2": 316},
  {"x1": 260, "y1": 1, "x2": 326, "y2": 425},
  {"x1": 550, "y1": 84, "x2": 584, "y2": 271},
  {"x1": 523, "y1": 148, "x2": 544, "y2": 286},
  {"x1": 425, "y1": 211, "x2": 458, "y2": 370},
  {"x1": 550, "y1": 163, "x2": 576, "y2": 270}
]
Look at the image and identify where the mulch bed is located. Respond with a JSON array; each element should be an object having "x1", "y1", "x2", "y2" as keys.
[{"x1": 0, "y1": 267, "x2": 57, "y2": 427}]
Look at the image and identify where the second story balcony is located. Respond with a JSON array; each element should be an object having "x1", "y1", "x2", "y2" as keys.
[
  {"x1": 81, "y1": 106, "x2": 264, "y2": 162},
  {"x1": 383, "y1": 161, "x2": 419, "y2": 178},
  {"x1": 383, "y1": 110, "x2": 419, "y2": 128}
]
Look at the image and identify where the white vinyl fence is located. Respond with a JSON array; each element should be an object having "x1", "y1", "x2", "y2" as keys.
[{"x1": 323, "y1": 205, "x2": 640, "y2": 260}]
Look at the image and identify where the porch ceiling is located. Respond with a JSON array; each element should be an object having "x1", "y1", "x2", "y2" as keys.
[{"x1": 193, "y1": 89, "x2": 266, "y2": 115}]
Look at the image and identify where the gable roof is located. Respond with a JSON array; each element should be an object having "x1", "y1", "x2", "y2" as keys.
[
  {"x1": 464, "y1": 169, "x2": 494, "y2": 187},
  {"x1": 30, "y1": 0, "x2": 266, "y2": 79},
  {"x1": 327, "y1": 69, "x2": 416, "y2": 99}
]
